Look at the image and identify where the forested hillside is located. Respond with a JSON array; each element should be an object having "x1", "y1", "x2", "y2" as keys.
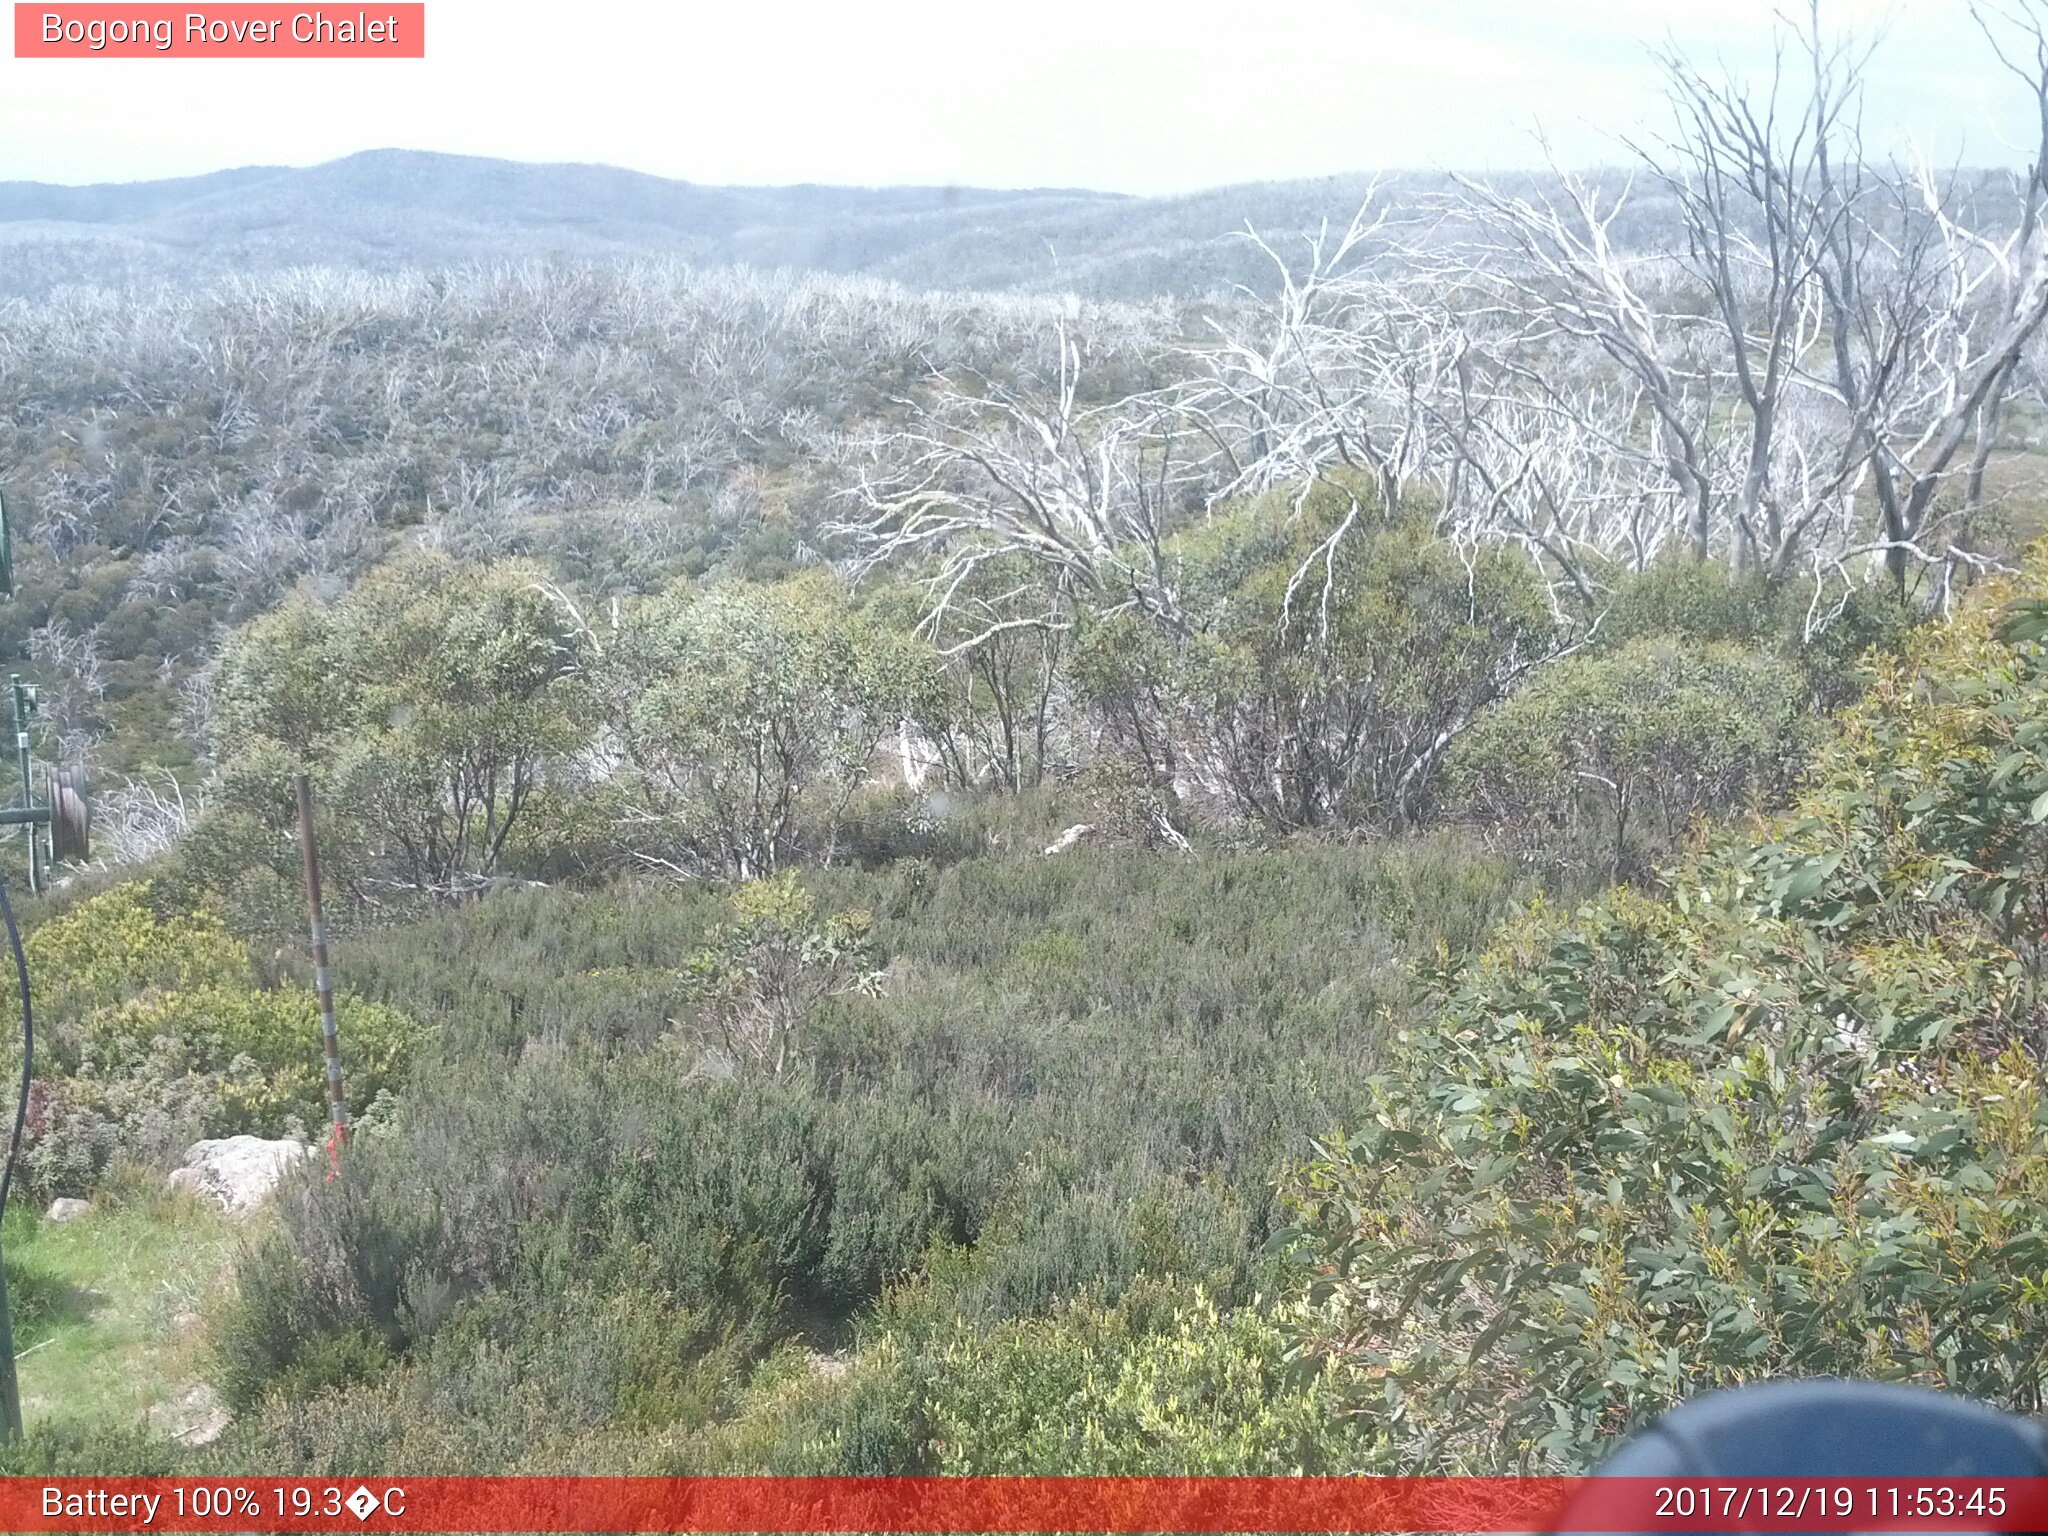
[
  {"x1": 0, "y1": 151, "x2": 1416, "y2": 301},
  {"x1": 0, "y1": 153, "x2": 1122, "y2": 299},
  {"x1": 5, "y1": 0, "x2": 2048, "y2": 1481},
  {"x1": 37, "y1": 151, "x2": 2028, "y2": 304}
]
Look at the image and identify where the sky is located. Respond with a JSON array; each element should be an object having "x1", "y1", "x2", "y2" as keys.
[{"x1": 0, "y1": 0, "x2": 2029, "y2": 193}]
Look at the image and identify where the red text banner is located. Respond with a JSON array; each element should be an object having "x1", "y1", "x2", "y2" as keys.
[
  {"x1": 15, "y1": 5, "x2": 424, "y2": 57},
  {"x1": 6, "y1": 1476, "x2": 2048, "y2": 1532}
]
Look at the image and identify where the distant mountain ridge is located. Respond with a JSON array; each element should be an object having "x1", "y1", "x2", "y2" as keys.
[
  {"x1": 0, "y1": 148, "x2": 1406, "y2": 300},
  {"x1": 4, "y1": 149, "x2": 2030, "y2": 306}
]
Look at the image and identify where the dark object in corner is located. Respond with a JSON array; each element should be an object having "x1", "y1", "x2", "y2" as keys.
[{"x1": 1553, "y1": 1379, "x2": 2048, "y2": 1534}]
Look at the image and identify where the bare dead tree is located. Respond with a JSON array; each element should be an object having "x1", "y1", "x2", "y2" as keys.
[
  {"x1": 1448, "y1": 0, "x2": 2048, "y2": 591},
  {"x1": 93, "y1": 768, "x2": 203, "y2": 865},
  {"x1": 1171, "y1": 200, "x2": 1416, "y2": 505},
  {"x1": 1630, "y1": 20, "x2": 1859, "y2": 574},
  {"x1": 26, "y1": 620, "x2": 107, "y2": 761},
  {"x1": 1450, "y1": 162, "x2": 1721, "y2": 564},
  {"x1": 1828, "y1": 1, "x2": 2048, "y2": 587},
  {"x1": 837, "y1": 324, "x2": 1204, "y2": 640}
]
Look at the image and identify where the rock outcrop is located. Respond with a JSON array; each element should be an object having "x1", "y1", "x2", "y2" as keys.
[{"x1": 167, "y1": 1136, "x2": 314, "y2": 1216}]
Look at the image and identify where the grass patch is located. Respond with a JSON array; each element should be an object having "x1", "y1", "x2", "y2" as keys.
[{"x1": 2, "y1": 1188, "x2": 239, "y2": 1438}]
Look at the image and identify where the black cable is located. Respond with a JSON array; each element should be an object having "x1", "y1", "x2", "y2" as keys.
[{"x1": 0, "y1": 884, "x2": 30, "y2": 1214}]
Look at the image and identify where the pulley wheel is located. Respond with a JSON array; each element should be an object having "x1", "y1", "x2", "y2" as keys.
[{"x1": 50, "y1": 765, "x2": 88, "y2": 863}]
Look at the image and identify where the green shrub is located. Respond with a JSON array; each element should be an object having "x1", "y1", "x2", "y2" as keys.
[
  {"x1": 0, "y1": 1420, "x2": 184, "y2": 1476},
  {"x1": 210, "y1": 1165, "x2": 467, "y2": 1413},
  {"x1": 914, "y1": 1282, "x2": 1372, "y2": 1473},
  {"x1": 1448, "y1": 640, "x2": 1811, "y2": 877},
  {"x1": 20, "y1": 1054, "x2": 216, "y2": 1202},
  {"x1": 13, "y1": 884, "x2": 250, "y2": 1038},
  {"x1": 204, "y1": 834, "x2": 1527, "y2": 1464},
  {"x1": 210, "y1": 1053, "x2": 1007, "y2": 1410},
  {"x1": 671, "y1": 1283, "x2": 1373, "y2": 1476},
  {"x1": 0, "y1": 883, "x2": 422, "y2": 1201},
  {"x1": 1075, "y1": 496, "x2": 1557, "y2": 829},
  {"x1": 207, "y1": 552, "x2": 593, "y2": 902},
  {"x1": 680, "y1": 874, "x2": 878, "y2": 1077},
  {"x1": 872, "y1": 1170, "x2": 1259, "y2": 1333},
  {"x1": 210, "y1": 1282, "x2": 744, "y2": 1475},
  {"x1": 677, "y1": 1341, "x2": 925, "y2": 1475},
  {"x1": 598, "y1": 574, "x2": 938, "y2": 877},
  {"x1": 1598, "y1": 557, "x2": 1915, "y2": 710},
  {"x1": 1285, "y1": 541, "x2": 2048, "y2": 1472},
  {"x1": 1599, "y1": 559, "x2": 1783, "y2": 648},
  {"x1": 93, "y1": 986, "x2": 415, "y2": 1133}
]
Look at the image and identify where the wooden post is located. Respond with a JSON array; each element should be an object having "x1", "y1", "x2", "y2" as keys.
[{"x1": 294, "y1": 774, "x2": 349, "y2": 1150}]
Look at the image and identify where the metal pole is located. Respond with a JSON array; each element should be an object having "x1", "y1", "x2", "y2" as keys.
[
  {"x1": 294, "y1": 774, "x2": 349, "y2": 1148},
  {"x1": 10, "y1": 679, "x2": 33, "y2": 896},
  {"x1": 0, "y1": 1240, "x2": 20, "y2": 1440},
  {"x1": 0, "y1": 881, "x2": 31, "y2": 1443},
  {"x1": 0, "y1": 503, "x2": 32, "y2": 1437}
]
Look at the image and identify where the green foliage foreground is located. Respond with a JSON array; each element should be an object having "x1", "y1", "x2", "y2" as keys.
[
  {"x1": 1286, "y1": 542, "x2": 2048, "y2": 1470},
  {"x1": 9, "y1": 519, "x2": 2010, "y2": 1476},
  {"x1": 191, "y1": 835, "x2": 1520, "y2": 1473},
  {"x1": 3, "y1": 885, "x2": 417, "y2": 1203},
  {"x1": 198, "y1": 521, "x2": 2045, "y2": 1471}
]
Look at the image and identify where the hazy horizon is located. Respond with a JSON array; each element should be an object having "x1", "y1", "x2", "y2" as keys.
[
  {"x1": 0, "y1": 145, "x2": 1640, "y2": 199},
  {"x1": 0, "y1": 0, "x2": 2031, "y2": 195}
]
